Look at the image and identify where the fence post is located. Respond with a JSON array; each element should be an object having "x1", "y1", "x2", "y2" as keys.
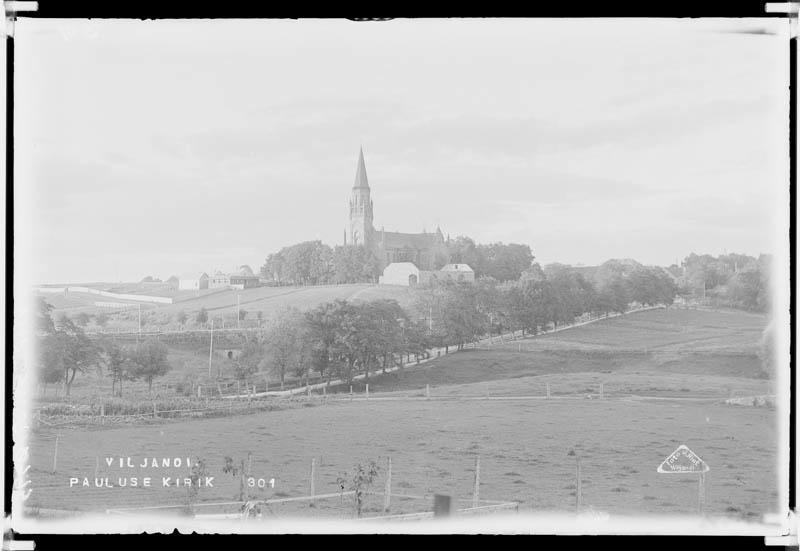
[
  {"x1": 247, "y1": 452, "x2": 252, "y2": 477},
  {"x1": 366, "y1": 384, "x2": 369, "y2": 400},
  {"x1": 576, "y1": 455, "x2": 582, "y2": 512},
  {"x1": 472, "y1": 456, "x2": 481, "y2": 508},
  {"x1": 350, "y1": 386, "x2": 353, "y2": 401},
  {"x1": 384, "y1": 457, "x2": 392, "y2": 513},
  {"x1": 153, "y1": 403, "x2": 157, "y2": 419},
  {"x1": 426, "y1": 384, "x2": 430, "y2": 399},
  {"x1": 546, "y1": 383, "x2": 550, "y2": 399},
  {"x1": 197, "y1": 385, "x2": 202, "y2": 399},
  {"x1": 309, "y1": 458, "x2": 316, "y2": 502},
  {"x1": 52, "y1": 435, "x2": 59, "y2": 474},
  {"x1": 433, "y1": 494, "x2": 452, "y2": 517},
  {"x1": 599, "y1": 383, "x2": 604, "y2": 400},
  {"x1": 698, "y1": 472, "x2": 706, "y2": 515},
  {"x1": 100, "y1": 403, "x2": 105, "y2": 425}
]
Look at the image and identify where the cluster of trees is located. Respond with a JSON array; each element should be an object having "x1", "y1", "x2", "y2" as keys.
[
  {"x1": 259, "y1": 237, "x2": 536, "y2": 286},
  {"x1": 260, "y1": 241, "x2": 381, "y2": 285},
  {"x1": 35, "y1": 298, "x2": 172, "y2": 397},
  {"x1": 445, "y1": 237, "x2": 534, "y2": 281},
  {"x1": 235, "y1": 301, "x2": 432, "y2": 389},
  {"x1": 676, "y1": 253, "x2": 772, "y2": 312}
]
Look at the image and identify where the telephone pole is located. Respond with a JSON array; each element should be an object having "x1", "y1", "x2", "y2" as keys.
[{"x1": 208, "y1": 318, "x2": 214, "y2": 378}]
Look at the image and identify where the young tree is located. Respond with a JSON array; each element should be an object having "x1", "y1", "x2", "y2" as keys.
[
  {"x1": 196, "y1": 307, "x2": 208, "y2": 324},
  {"x1": 99, "y1": 340, "x2": 134, "y2": 397},
  {"x1": 175, "y1": 310, "x2": 188, "y2": 325},
  {"x1": 128, "y1": 339, "x2": 171, "y2": 393}
]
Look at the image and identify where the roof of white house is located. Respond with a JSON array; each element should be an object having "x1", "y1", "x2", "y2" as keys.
[
  {"x1": 179, "y1": 272, "x2": 208, "y2": 280},
  {"x1": 440, "y1": 263, "x2": 474, "y2": 272},
  {"x1": 383, "y1": 262, "x2": 420, "y2": 272}
]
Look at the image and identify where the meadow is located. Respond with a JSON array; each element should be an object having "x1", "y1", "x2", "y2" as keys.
[{"x1": 24, "y1": 307, "x2": 779, "y2": 521}]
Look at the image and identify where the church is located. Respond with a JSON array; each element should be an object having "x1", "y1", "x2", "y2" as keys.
[{"x1": 344, "y1": 148, "x2": 449, "y2": 271}]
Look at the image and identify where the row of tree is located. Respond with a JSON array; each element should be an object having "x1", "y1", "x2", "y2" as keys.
[{"x1": 229, "y1": 262, "x2": 678, "y2": 387}]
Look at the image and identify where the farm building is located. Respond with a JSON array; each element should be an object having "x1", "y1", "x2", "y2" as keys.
[
  {"x1": 209, "y1": 271, "x2": 231, "y2": 289},
  {"x1": 178, "y1": 272, "x2": 209, "y2": 291},
  {"x1": 438, "y1": 263, "x2": 475, "y2": 283},
  {"x1": 229, "y1": 269, "x2": 260, "y2": 290}
]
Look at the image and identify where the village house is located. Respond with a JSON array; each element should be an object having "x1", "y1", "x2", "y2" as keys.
[{"x1": 178, "y1": 272, "x2": 209, "y2": 291}]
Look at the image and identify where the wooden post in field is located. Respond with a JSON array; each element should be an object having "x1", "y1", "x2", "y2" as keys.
[
  {"x1": 472, "y1": 456, "x2": 481, "y2": 508},
  {"x1": 600, "y1": 382, "x2": 604, "y2": 400},
  {"x1": 698, "y1": 472, "x2": 706, "y2": 515},
  {"x1": 575, "y1": 455, "x2": 582, "y2": 512},
  {"x1": 426, "y1": 384, "x2": 430, "y2": 399},
  {"x1": 518, "y1": 343, "x2": 521, "y2": 352},
  {"x1": 546, "y1": 383, "x2": 550, "y2": 399},
  {"x1": 197, "y1": 385, "x2": 202, "y2": 399},
  {"x1": 323, "y1": 386, "x2": 327, "y2": 401},
  {"x1": 383, "y1": 457, "x2": 392, "y2": 512},
  {"x1": 52, "y1": 435, "x2": 59, "y2": 474},
  {"x1": 247, "y1": 452, "x2": 252, "y2": 477},
  {"x1": 237, "y1": 380, "x2": 241, "y2": 395},
  {"x1": 153, "y1": 403, "x2": 158, "y2": 419},
  {"x1": 309, "y1": 458, "x2": 316, "y2": 501},
  {"x1": 366, "y1": 384, "x2": 369, "y2": 400},
  {"x1": 100, "y1": 403, "x2": 105, "y2": 425},
  {"x1": 350, "y1": 386, "x2": 353, "y2": 401},
  {"x1": 433, "y1": 494, "x2": 452, "y2": 517}
]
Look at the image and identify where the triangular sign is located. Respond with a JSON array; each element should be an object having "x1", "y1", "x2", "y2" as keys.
[{"x1": 657, "y1": 445, "x2": 709, "y2": 473}]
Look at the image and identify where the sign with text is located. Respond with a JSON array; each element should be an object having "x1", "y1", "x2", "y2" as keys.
[{"x1": 657, "y1": 445, "x2": 709, "y2": 473}]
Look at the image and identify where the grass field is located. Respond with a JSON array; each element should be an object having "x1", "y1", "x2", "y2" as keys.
[
  {"x1": 24, "y1": 308, "x2": 779, "y2": 520},
  {"x1": 27, "y1": 396, "x2": 777, "y2": 519}
]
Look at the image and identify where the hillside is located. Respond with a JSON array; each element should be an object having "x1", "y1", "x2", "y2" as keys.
[{"x1": 357, "y1": 308, "x2": 771, "y2": 397}]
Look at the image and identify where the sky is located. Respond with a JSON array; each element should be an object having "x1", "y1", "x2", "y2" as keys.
[{"x1": 13, "y1": 18, "x2": 790, "y2": 284}]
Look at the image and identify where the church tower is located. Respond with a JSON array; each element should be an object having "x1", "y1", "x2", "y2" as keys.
[{"x1": 348, "y1": 147, "x2": 374, "y2": 247}]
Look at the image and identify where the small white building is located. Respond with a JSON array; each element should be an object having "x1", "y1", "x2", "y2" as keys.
[
  {"x1": 439, "y1": 263, "x2": 475, "y2": 283},
  {"x1": 379, "y1": 262, "x2": 421, "y2": 286},
  {"x1": 178, "y1": 272, "x2": 209, "y2": 291},
  {"x1": 209, "y1": 271, "x2": 231, "y2": 289}
]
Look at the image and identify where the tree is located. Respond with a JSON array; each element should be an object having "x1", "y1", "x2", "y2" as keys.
[
  {"x1": 176, "y1": 310, "x2": 188, "y2": 325},
  {"x1": 336, "y1": 461, "x2": 381, "y2": 518},
  {"x1": 196, "y1": 307, "x2": 208, "y2": 324},
  {"x1": 264, "y1": 308, "x2": 309, "y2": 389},
  {"x1": 54, "y1": 316, "x2": 100, "y2": 397},
  {"x1": 238, "y1": 309, "x2": 248, "y2": 321},
  {"x1": 332, "y1": 245, "x2": 381, "y2": 284},
  {"x1": 35, "y1": 297, "x2": 56, "y2": 335},
  {"x1": 128, "y1": 339, "x2": 171, "y2": 393},
  {"x1": 261, "y1": 241, "x2": 334, "y2": 285},
  {"x1": 235, "y1": 341, "x2": 264, "y2": 382},
  {"x1": 99, "y1": 340, "x2": 135, "y2": 397}
]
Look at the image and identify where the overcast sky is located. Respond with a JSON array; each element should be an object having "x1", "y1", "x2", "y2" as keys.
[{"x1": 14, "y1": 18, "x2": 790, "y2": 284}]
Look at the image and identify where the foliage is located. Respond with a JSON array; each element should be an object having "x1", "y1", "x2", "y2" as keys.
[
  {"x1": 196, "y1": 307, "x2": 209, "y2": 324},
  {"x1": 336, "y1": 460, "x2": 381, "y2": 518},
  {"x1": 127, "y1": 339, "x2": 172, "y2": 393}
]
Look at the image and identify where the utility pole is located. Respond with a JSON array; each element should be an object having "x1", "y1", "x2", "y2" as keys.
[{"x1": 208, "y1": 318, "x2": 214, "y2": 378}]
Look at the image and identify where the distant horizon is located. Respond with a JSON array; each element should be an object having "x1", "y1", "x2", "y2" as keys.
[{"x1": 32, "y1": 248, "x2": 771, "y2": 287}]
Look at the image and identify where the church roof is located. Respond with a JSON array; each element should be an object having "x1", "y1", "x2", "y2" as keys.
[
  {"x1": 353, "y1": 147, "x2": 369, "y2": 189},
  {"x1": 381, "y1": 231, "x2": 440, "y2": 250}
]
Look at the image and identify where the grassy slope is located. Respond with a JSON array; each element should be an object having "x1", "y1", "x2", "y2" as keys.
[{"x1": 357, "y1": 308, "x2": 771, "y2": 398}]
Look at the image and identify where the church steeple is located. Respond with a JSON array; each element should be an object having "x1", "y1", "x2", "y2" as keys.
[
  {"x1": 353, "y1": 146, "x2": 369, "y2": 189},
  {"x1": 349, "y1": 147, "x2": 374, "y2": 247}
]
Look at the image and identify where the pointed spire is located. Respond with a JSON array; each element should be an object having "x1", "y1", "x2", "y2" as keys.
[{"x1": 353, "y1": 146, "x2": 369, "y2": 189}]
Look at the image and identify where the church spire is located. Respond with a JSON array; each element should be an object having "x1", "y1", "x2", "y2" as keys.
[{"x1": 353, "y1": 146, "x2": 369, "y2": 189}]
